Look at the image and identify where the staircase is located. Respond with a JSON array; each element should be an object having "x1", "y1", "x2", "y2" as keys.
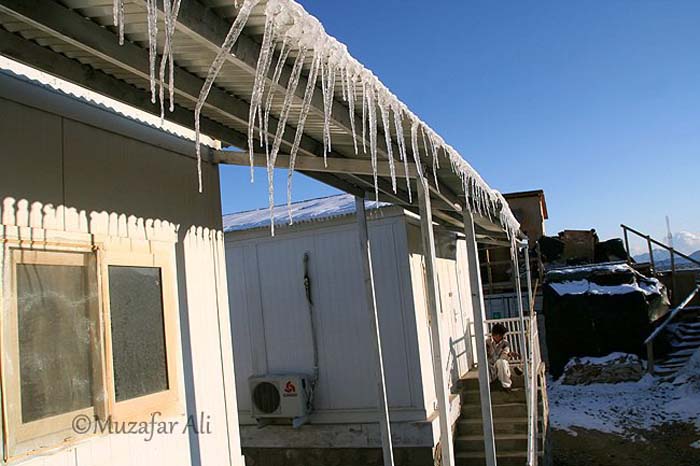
[
  {"x1": 654, "y1": 304, "x2": 700, "y2": 378},
  {"x1": 621, "y1": 225, "x2": 700, "y2": 379},
  {"x1": 453, "y1": 372, "x2": 544, "y2": 466}
]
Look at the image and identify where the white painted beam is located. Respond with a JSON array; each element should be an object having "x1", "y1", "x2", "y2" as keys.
[
  {"x1": 355, "y1": 197, "x2": 395, "y2": 466},
  {"x1": 463, "y1": 209, "x2": 498, "y2": 466},
  {"x1": 214, "y1": 150, "x2": 418, "y2": 178},
  {"x1": 416, "y1": 180, "x2": 455, "y2": 466}
]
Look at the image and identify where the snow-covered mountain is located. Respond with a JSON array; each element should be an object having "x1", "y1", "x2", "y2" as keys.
[
  {"x1": 633, "y1": 249, "x2": 700, "y2": 269},
  {"x1": 632, "y1": 231, "x2": 700, "y2": 269}
]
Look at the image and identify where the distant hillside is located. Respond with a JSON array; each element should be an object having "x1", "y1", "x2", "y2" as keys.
[{"x1": 633, "y1": 249, "x2": 700, "y2": 270}]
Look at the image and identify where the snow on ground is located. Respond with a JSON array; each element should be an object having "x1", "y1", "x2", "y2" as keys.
[
  {"x1": 564, "y1": 352, "x2": 641, "y2": 368},
  {"x1": 549, "y1": 349, "x2": 700, "y2": 439}
]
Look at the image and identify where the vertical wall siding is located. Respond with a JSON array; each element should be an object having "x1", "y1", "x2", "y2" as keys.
[
  {"x1": 0, "y1": 75, "x2": 243, "y2": 466},
  {"x1": 227, "y1": 216, "x2": 424, "y2": 422},
  {"x1": 405, "y1": 223, "x2": 475, "y2": 413}
]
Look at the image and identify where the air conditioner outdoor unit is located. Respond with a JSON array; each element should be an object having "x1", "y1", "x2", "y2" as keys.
[{"x1": 249, "y1": 374, "x2": 313, "y2": 420}]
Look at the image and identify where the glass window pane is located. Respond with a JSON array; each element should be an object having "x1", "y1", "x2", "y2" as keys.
[
  {"x1": 17, "y1": 263, "x2": 94, "y2": 423},
  {"x1": 108, "y1": 266, "x2": 168, "y2": 402}
]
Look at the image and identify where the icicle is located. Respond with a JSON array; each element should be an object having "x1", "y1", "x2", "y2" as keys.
[
  {"x1": 146, "y1": 0, "x2": 158, "y2": 104},
  {"x1": 195, "y1": 0, "x2": 259, "y2": 192},
  {"x1": 167, "y1": 0, "x2": 181, "y2": 112},
  {"x1": 248, "y1": 0, "x2": 280, "y2": 181},
  {"x1": 339, "y1": 64, "x2": 347, "y2": 102},
  {"x1": 321, "y1": 54, "x2": 337, "y2": 164},
  {"x1": 410, "y1": 121, "x2": 424, "y2": 180},
  {"x1": 361, "y1": 80, "x2": 367, "y2": 154},
  {"x1": 288, "y1": 51, "x2": 322, "y2": 223},
  {"x1": 367, "y1": 85, "x2": 379, "y2": 201},
  {"x1": 429, "y1": 133, "x2": 440, "y2": 192},
  {"x1": 378, "y1": 97, "x2": 396, "y2": 193},
  {"x1": 267, "y1": 46, "x2": 308, "y2": 235},
  {"x1": 347, "y1": 74, "x2": 358, "y2": 154},
  {"x1": 113, "y1": 0, "x2": 125, "y2": 45},
  {"x1": 263, "y1": 39, "x2": 290, "y2": 157},
  {"x1": 393, "y1": 106, "x2": 411, "y2": 202},
  {"x1": 158, "y1": 0, "x2": 181, "y2": 123}
]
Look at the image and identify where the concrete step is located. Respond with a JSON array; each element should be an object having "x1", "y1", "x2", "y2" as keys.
[
  {"x1": 456, "y1": 451, "x2": 541, "y2": 466},
  {"x1": 670, "y1": 339, "x2": 700, "y2": 350},
  {"x1": 455, "y1": 433, "x2": 528, "y2": 452},
  {"x1": 458, "y1": 372, "x2": 526, "y2": 391},
  {"x1": 677, "y1": 325, "x2": 700, "y2": 335},
  {"x1": 461, "y1": 388, "x2": 527, "y2": 405},
  {"x1": 457, "y1": 417, "x2": 528, "y2": 436},
  {"x1": 462, "y1": 402, "x2": 529, "y2": 419}
]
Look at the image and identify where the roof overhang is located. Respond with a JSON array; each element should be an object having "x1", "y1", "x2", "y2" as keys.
[{"x1": 0, "y1": 0, "x2": 519, "y2": 245}]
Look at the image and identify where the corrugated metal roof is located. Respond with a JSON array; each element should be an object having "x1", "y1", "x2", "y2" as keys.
[
  {"x1": 0, "y1": 0, "x2": 519, "y2": 243},
  {"x1": 222, "y1": 193, "x2": 388, "y2": 233}
]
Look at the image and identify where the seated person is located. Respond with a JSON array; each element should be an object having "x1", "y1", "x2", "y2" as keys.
[{"x1": 486, "y1": 323, "x2": 512, "y2": 391}]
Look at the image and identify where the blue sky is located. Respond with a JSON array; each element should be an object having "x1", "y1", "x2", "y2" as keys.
[{"x1": 220, "y1": 0, "x2": 700, "y2": 252}]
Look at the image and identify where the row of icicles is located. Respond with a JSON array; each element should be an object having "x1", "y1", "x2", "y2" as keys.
[{"x1": 111, "y1": 0, "x2": 520, "y2": 238}]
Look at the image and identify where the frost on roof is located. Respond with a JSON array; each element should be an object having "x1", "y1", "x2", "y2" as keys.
[
  {"x1": 222, "y1": 193, "x2": 389, "y2": 232},
  {"x1": 113, "y1": 0, "x2": 520, "y2": 238}
]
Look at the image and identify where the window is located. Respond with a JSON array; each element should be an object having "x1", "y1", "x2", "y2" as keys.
[
  {"x1": 109, "y1": 266, "x2": 169, "y2": 402},
  {"x1": 2, "y1": 243, "x2": 180, "y2": 460}
]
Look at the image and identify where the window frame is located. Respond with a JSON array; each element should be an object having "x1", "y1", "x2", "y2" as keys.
[
  {"x1": 100, "y1": 249, "x2": 181, "y2": 422},
  {"x1": 1, "y1": 235, "x2": 181, "y2": 462}
]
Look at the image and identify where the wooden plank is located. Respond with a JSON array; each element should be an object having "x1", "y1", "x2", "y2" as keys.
[
  {"x1": 416, "y1": 180, "x2": 454, "y2": 466},
  {"x1": 463, "y1": 209, "x2": 497, "y2": 466},
  {"x1": 214, "y1": 150, "x2": 418, "y2": 178}
]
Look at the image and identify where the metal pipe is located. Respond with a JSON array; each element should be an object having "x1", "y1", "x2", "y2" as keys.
[
  {"x1": 647, "y1": 236, "x2": 655, "y2": 275},
  {"x1": 355, "y1": 197, "x2": 395, "y2": 466},
  {"x1": 670, "y1": 248, "x2": 678, "y2": 305},
  {"x1": 523, "y1": 243, "x2": 537, "y2": 466},
  {"x1": 512, "y1": 242, "x2": 533, "y2": 464},
  {"x1": 463, "y1": 208, "x2": 498, "y2": 466},
  {"x1": 645, "y1": 285, "x2": 700, "y2": 344},
  {"x1": 417, "y1": 182, "x2": 455, "y2": 466}
]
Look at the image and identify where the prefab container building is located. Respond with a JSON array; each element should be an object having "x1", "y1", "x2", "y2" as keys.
[
  {"x1": 224, "y1": 194, "x2": 478, "y2": 465},
  {"x1": 0, "y1": 63, "x2": 242, "y2": 466}
]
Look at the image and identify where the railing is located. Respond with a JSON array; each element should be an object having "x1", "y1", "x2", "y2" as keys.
[
  {"x1": 644, "y1": 285, "x2": 700, "y2": 374},
  {"x1": 484, "y1": 314, "x2": 543, "y2": 466},
  {"x1": 484, "y1": 317, "x2": 531, "y2": 365},
  {"x1": 621, "y1": 224, "x2": 700, "y2": 303}
]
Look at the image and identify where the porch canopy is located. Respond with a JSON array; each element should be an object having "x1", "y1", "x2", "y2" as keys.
[{"x1": 0, "y1": 0, "x2": 519, "y2": 245}]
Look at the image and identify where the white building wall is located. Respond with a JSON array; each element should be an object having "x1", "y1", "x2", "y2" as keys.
[
  {"x1": 0, "y1": 73, "x2": 242, "y2": 466},
  {"x1": 226, "y1": 210, "x2": 478, "y2": 456},
  {"x1": 226, "y1": 214, "x2": 427, "y2": 425},
  {"x1": 405, "y1": 222, "x2": 476, "y2": 417}
]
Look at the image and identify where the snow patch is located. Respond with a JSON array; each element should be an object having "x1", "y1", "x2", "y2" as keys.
[
  {"x1": 550, "y1": 349, "x2": 700, "y2": 436},
  {"x1": 549, "y1": 279, "x2": 663, "y2": 297}
]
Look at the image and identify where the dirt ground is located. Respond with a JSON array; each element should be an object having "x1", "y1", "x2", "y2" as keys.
[{"x1": 551, "y1": 422, "x2": 700, "y2": 466}]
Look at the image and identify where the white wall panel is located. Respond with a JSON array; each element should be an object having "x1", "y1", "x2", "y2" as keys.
[{"x1": 0, "y1": 74, "x2": 242, "y2": 466}]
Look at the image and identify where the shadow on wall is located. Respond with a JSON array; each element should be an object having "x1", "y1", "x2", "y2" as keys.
[{"x1": 0, "y1": 196, "x2": 237, "y2": 466}]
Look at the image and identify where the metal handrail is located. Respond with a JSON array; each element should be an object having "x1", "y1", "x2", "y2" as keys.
[
  {"x1": 645, "y1": 286, "x2": 700, "y2": 345},
  {"x1": 622, "y1": 224, "x2": 700, "y2": 269},
  {"x1": 644, "y1": 285, "x2": 700, "y2": 374}
]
